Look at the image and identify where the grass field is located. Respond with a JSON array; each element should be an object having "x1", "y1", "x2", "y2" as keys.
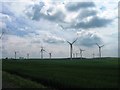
[
  {"x1": 2, "y1": 71, "x2": 45, "y2": 88},
  {"x1": 2, "y1": 58, "x2": 119, "y2": 89}
]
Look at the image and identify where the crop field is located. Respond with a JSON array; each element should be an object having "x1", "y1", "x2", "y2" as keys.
[{"x1": 2, "y1": 58, "x2": 119, "y2": 89}]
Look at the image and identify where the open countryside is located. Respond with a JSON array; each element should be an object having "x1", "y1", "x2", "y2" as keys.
[
  {"x1": 1, "y1": 0, "x2": 119, "y2": 89},
  {"x1": 2, "y1": 58, "x2": 119, "y2": 89}
]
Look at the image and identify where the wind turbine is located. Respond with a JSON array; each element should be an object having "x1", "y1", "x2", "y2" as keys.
[
  {"x1": 76, "y1": 53, "x2": 78, "y2": 58},
  {"x1": 67, "y1": 38, "x2": 78, "y2": 60},
  {"x1": 92, "y1": 53, "x2": 95, "y2": 58},
  {"x1": 79, "y1": 48, "x2": 85, "y2": 59},
  {"x1": 14, "y1": 51, "x2": 19, "y2": 59},
  {"x1": 73, "y1": 53, "x2": 75, "y2": 58},
  {"x1": 40, "y1": 47, "x2": 45, "y2": 59},
  {"x1": 59, "y1": 24, "x2": 69, "y2": 32},
  {"x1": 59, "y1": 25, "x2": 65, "y2": 30},
  {"x1": 59, "y1": 24, "x2": 78, "y2": 60},
  {"x1": 49, "y1": 52, "x2": 52, "y2": 59},
  {"x1": 27, "y1": 53, "x2": 29, "y2": 59},
  {"x1": 96, "y1": 43, "x2": 104, "y2": 58}
]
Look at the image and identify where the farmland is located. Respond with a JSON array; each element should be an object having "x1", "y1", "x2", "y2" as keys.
[{"x1": 2, "y1": 58, "x2": 119, "y2": 89}]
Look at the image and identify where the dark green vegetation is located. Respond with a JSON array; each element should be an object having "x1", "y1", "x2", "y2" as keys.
[
  {"x1": 2, "y1": 71, "x2": 45, "y2": 88},
  {"x1": 2, "y1": 58, "x2": 119, "y2": 89}
]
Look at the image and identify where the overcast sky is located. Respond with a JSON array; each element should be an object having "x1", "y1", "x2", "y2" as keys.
[{"x1": 0, "y1": 0, "x2": 119, "y2": 58}]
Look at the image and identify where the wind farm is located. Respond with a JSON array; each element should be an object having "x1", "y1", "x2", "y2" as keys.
[
  {"x1": 2, "y1": 30, "x2": 119, "y2": 89},
  {"x1": 79, "y1": 48, "x2": 85, "y2": 59},
  {"x1": 1, "y1": 0, "x2": 119, "y2": 89},
  {"x1": 1, "y1": 19, "x2": 119, "y2": 90},
  {"x1": 1, "y1": 15, "x2": 119, "y2": 90}
]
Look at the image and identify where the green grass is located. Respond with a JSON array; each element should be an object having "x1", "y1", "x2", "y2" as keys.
[
  {"x1": 2, "y1": 58, "x2": 119, "y2": 88},
  {"x1": 3, "y1": 71, "x2": 46, "y2": 88}
]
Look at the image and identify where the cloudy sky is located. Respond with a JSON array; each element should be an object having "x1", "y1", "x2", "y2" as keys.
[{"x1": 0, "y1": 0, "x2": 119, "y2": 58}]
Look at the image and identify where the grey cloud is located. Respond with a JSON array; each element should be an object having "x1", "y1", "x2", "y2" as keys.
[
  {"x1": 65, "y1": 2, "x2": 95, "y2": 11},
  {"x1": 1, "y1": 3, "x2": 14, "y2": 16},
  {"x1": 47, "y1": 7, "x2": 54, "y2": 14},
  {"x1": 44, "y1": 38, "x2": 64, "y2": 44},
  {"x1": 0, "y1": 3, "x2": 38, "y2": 37},
  {"x1": 79, "y1": 35, "x2": 102, "y2": 47},
  {"x1": 0, "y1": 13, "x2": 34, "y2": 37},
  {"x1": 72, "y1": 16, "x2": 112, "y2": 29},
  {"x1": 32, "y1": 2, "x2": 45, "y2": 20},
  {"x1": 25, "y1": 2, "x2": 45, "y2": 21},
  {"x1": 25, "y1": 2, "x2": 112, "y2": 30},
  {"x1": 5, "y1": 16, "x2": 33, "y2": 36},
  {"x1": 75, "y1": 31, "x2": 102, "y2": 47},
  {"x1": 44, "y1": 10, "x2": 65, "y2": 22},
  {"x1": 30, "y1": 32, "x2": 65, "y2": 44},
  {"x1": 43, "y1": 35, "x2": 65, "y2": 44},
  {"x1": 78, "y1": 9, "x2": 97, "y2": 19},
  {"x1": 31, "y1": 39, "x2": 41, "y2": 44},
  {"x1": 25, "y1": 2, "x2": 65, "y2": 23}
]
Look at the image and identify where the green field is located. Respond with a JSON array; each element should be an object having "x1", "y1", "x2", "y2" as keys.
[{"x1": 2, "y1": 58, "x2": 119, "y2": 89}]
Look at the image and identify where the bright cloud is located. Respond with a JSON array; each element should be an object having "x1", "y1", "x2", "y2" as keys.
[{"x1": 1, "y1": 0, "x2": 118, "y2": 58}]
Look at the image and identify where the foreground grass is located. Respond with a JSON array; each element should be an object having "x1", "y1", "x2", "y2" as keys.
[
  {"x1": 3, "y1": 71, "x2": 46, "y2": 88},
  {"x1": 2, "y1": 58, "x2": 119, "y2": 88}
]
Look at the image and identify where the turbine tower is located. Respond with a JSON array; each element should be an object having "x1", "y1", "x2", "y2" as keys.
[
  {"x1": 79, "y1": 48, "x2": 85, "y2": 59},
  {"x1": 76, "y1": 53, "x2": 78, "y2": 58},
  {"x1": 49, "y1": 52, "x2": 52, "y2": 59},
  {"x1": 40, "y1": 47, "x2": 45, "y2": 59},
  {"x1": 59, "y1": 24, "x2": 78, "y2": 60},
  {"x1": 14, "y1": 51, "x2": 19, "y2": 59},
  {"x1": 96, "y1": 43, "x2": 104, "y2": 58},
  {"x1": 67, "y1": 38, "x2": 78, "y2": 60},
  {"x1": 45, "y1": 49, "x2": 52, "y2": 59},
  {"x1": 73, "y1": 53, "x2": 75, "y2": 58},
  {"x1": 93, "y1": 53, "x2": 95, "y2": 58},
  {"x1": 27, "y1": 53, "x2": 29, "y2": 59}
]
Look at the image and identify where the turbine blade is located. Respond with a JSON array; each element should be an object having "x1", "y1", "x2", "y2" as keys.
[
  {"x1": 0, "y1": 32, "x2": 4, "y2": 39},
  {"x1": 59, "y1": 25, "x2": 64, "y2": 30},
  {"x1": 79, "y1": 48, "x2": 82, "y2": 51},
  {"x1": 96, "y1": 43, "x2": 99, "y2": 47},
  {"x1": 67, "y1": 41, "x2": 71, "y2": 44},
  {"x1": 101, "y1": 45, "x2": 104, "y2": 47},
  {"x1": 81, "y1": 50, "x2": 84, "y2": 51},
  {"x1": 72, "y1": 38, "x2": 78, "y2": 44}
]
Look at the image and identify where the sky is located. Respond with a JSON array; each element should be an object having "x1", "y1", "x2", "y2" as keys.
[{"x1": 0, "y1": 0, "x2": 119, "y2": 59}]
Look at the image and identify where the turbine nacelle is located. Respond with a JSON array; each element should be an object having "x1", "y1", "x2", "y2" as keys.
[
  {"x1": 40, "y1": 46, "x2": 46, "y2": 59},
  {"x1": 66, "y1": 38, "x2": 78, "y2": 60},
  {"x1": 96, "y1": 43, "x2": 104, "y2": 58},
  {"x1": 67, "y1": 38, "x2": 78, "y2": 45},
  {"x1": 96, "y1": 43, "x2": 104, "y2": 48},
  {"x1": 80, "y1": 48, "x2": 85, "y2": 52}
]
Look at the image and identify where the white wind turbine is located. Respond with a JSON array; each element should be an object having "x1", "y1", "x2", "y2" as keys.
[
  {"x1": 14, "y1": 51, "x2": 19, "y2": 59},
  {"x1": 27, "y1": 53, "x2": 29, "y2": 59},
  {"x1": 73, "y1": 53, "x2": 75, "y2": 58},
  {"x1": 92, "y1": 53, "x2": 95, "y2": 58},
  {"x1": 49, "y1": 52, "x2": 52, "y2": 59},
  {"x1": 67, "y1": 38, "x2": 78, "y2": 60},
  {"x1": 40, "y1": 46, "x2": 45, "y2": 59},
  {"x1": 96, "y1": 43, "x2": 104, "y2": 58},
  {"x1": 79, "y1": 48, "x2": 85, "y2": 59},
  {"x1": 59, "y1": 24, "x2": 78, "y2": 60},
  {"x1": 76, "y1": 53, "x2": 79, "y2": 58}
]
